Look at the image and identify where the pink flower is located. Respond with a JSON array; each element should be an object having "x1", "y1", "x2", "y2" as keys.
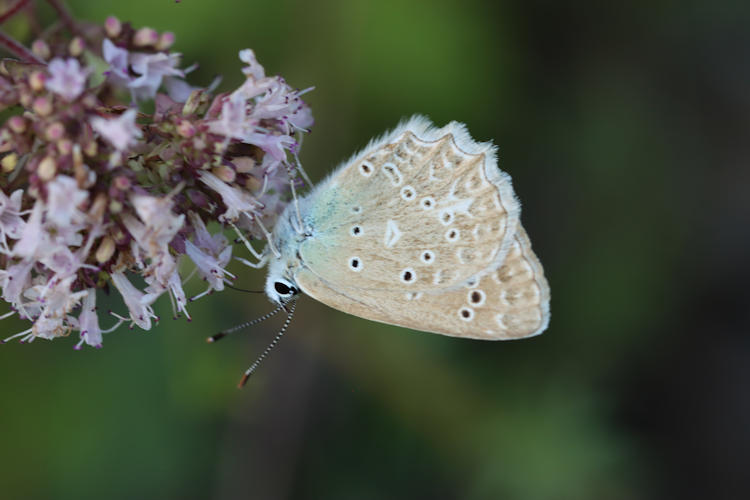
[
  {"x1": 12, "y1": 200, "x2": 44, "y2": 260},
  {"x1": 76, "y1": 290, "x2": 102, "y2": 348},
  {"x1": 122, "y1": 193, "x2": 184, "y2": 294},
  {"x1": 129, "y1": 52, "x2": 184, "y2": 101},
  {"x1": 0, "y1": 259, "x2": 33, "y2": 306},
  {"x1": 185, "y1": 240, "x2": 233, "y2": 292},
  {"x1": 0, "y1": 189, "x2": 25, "y2": 251},
  {"x1": 244, "y1": 132, "x2": 295, "y2": 162},
  {"x1": 208, "y1": 92, "x2": 250, "y2": 140},
  {"x1": 198, "y1": 170, "x2": 260, "y2": 222},
  {"x1": 18, "y1": 275, "x2": 87, "y2": 340},
  {"x1": 45, "y1": 58, "x2": 89, "y2": 101},
  {"x1": 102, "y1": 39, "x2": 131, "y2": 87},
  {"x1": 37, "y1": 275, "x2": 87, "y2": 319},
  {"x1": 46, "y1": 175, "x2": 88, "y2": 227},
  {"x1": 184, "y1": 213, "x2": 232, "y2": 291},
  {"x1": 163, "y1": 76, "x2": 196, "y2": 103},
  {"x1": 110, "y1": 271, "x2": 158, "y2": 330},
  {"x1": 90, "y1": 108, "x2": 142, "y2": 151},
  {"x1": 166, "y1": 269, "x2": 190, "y2": 319},
  {"x1": 127, "y1": 193, "x2": 185, "y2": 253},
  {"x1": 102, "y1": 39, "x2": 189, "y2": 102},
  {"x1": 239, "y1": 49, "x2": 265, "y2": 79}
]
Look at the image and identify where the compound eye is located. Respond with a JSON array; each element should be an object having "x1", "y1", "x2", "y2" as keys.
[{"x1": 274, "y1": 281, "x2": 291, "y2": 295}]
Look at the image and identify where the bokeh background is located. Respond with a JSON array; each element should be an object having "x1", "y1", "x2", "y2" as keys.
[{"x1": 1, "y1": 1, "x2": 749, "y2": 499}]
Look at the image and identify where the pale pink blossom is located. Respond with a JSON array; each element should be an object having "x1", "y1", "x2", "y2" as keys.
[
  {"x1": 12, "y1": 201, "x2": 44, "y2": 260},
  {"x1": 185, "y1": 240, "x2": 233, "y2": 292},
  {"x1": 163, "y1": 76, "x2": 196, "y2": 103},
  {"x1": 122, "y1": 193, "x2": 184, "y2": 294},
  {"x1": 126, "y1": 193, "x2": 185, "y2": 255},
  {"x1": 46, "y1": 175, "x2": 88, "y2": 227},
  {"x1": 184, "y1": 213, "x2": 233, "y2": 291},
  {"x1": 233, "y1": 75, "x2": 276, "y2": 101},
  {"x1": 35, "y1": 275, "x2": 87, "y2": 319},
  {"x1": 244, "y1": 132, "x2": 296, "y2": 162},
  {"x1": 209, "y1": 92, "x2": 250, "y2": 140},
  {"x1": 249, "y1": 79, "x2": 314, "y2": 132},
  {"x1": 40, "y1": 246, "x2": 82, "y2": 277},
  {"x1": 129, "y1": 52, "x2": 184, "y2": 101},
  {"x1": 110, "y1": 271, "x2": 158, "y2": 330},
  {"x1": 190, "y1": 212, "x2": 228, "y2": 256},
  {"x1": 75, "y1": 290, "x2": 102, "y2": 348},
  {"x1": 90, "y1": 108, "x2": 142, "y2": 151},
  {"x1": 286, "y1": 101, "x2": 314, "y2": 131},
  {"x1": 0, "y1": 259, "x2": 33, "y2": 306},
  {"x1": 45, "y1": 58, "x2": 88, "y2": 101},
  {"x1": 0, "y1": 189, "x2": 25, "y2": 251},
  {"x1": 198, "y1": 170, "x2": 260, "y2": 222},
  {"x1": 239, "y1": 49, "x2": 265, "y2": 79},
  {"x1": 15, "y1": 275, "x2": 87, "y2": 340},
  {"x1": 30, "y1": 316, "x2": 65, "y2": 340},
  {"x1": 102, "y1": 39, "x2": 131, "y2": 87},
  {"x1": 166, "y1": 268, "x2": 190, "y2": 319}
]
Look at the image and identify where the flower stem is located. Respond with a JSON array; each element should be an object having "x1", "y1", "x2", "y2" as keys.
[
  {"x1": 44, "y1": 0, "x2": 76, "y2": 35},
  {"x1": 0, "y1": 0, "x2": 31, "y2": 26},
  {"x1": 0, "y1": 29, "x2": 43, "y2": 63}
]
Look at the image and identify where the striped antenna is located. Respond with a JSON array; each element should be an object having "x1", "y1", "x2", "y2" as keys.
[
  {"x1": 206, "y1": 304, "x2": 284, "y2": 343},
  {"x1": 237, "y1": 299, "x2": 297, "y2": 388}
]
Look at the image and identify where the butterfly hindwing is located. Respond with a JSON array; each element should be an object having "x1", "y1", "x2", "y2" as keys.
[
  {"x1": 294, "y1": 223, "x2": 550, "y2": 339},
  {"x1": 297, "y1": 116, "x2": 521, "y2": 292}
]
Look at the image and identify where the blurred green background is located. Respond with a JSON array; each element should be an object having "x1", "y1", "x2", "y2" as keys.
[{"x1": 1, "y1": 1, "x2": 749, "y2": 499}]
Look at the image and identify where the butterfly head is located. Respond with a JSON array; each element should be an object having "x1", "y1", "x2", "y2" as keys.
[{"x1": 265, "y1": 274, "x2": 299, "y2": 304}]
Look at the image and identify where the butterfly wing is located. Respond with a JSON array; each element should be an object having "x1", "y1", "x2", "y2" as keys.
[
  {"x1": 295, "y1": 223, "x2": 550, "y2": 339},
  {"x1": 297, "y1": 116, "x2": 521, "y2": 292}
]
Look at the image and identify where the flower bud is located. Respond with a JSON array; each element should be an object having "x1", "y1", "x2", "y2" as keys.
[
  {"x1": 0, "y1": 131, "x2": 11, "y2": 153},
  {"x1": 1, "y1": 153, "x2": 18, "y2": 172},
  {"x1": 177, "y1": 120, "x2": 195, "y2": 138},
  {"x1": 8, "y1": 116, "x2": 26, "y2": 134},
  {"x1": 95, "y1": 236, "x2": 116, "y2": 263},
  {"x1": 113, "y1": 175, "x2": 131, "y2": 190},
  {"x1": 193, "y1": 138, "x2": 206, "y2": 150},
  {"x1": 212, "y1": 164, "x2": 236, "y2": 183},
  {"x1": 84, "y1": 141, "x2": 97, "y2": 157},
  {"x1": 57, "y1": 139, "x2": 73, "y2": 156},
  {"x1": 245, "y1": 175, "x2": 262, "y2": 192},
  {"x1": 45, "y1": 122, "x2": 65, "y2": 141},
  {"x1": 89, "y1": 193, "x2": 108, "y2": 221},
  {"x1": 156, "y1": 32, "x2": 175, "y2": 51},
  {"x1": 109, "y1": 199, "x2": 123, "y2": 214},
  {"x1": 19, "y1": 91, "x2": 32, "y2": 108},
  {"x1": 133, "y1": 27, "x2": 159, "y2": 47},
  {"x1": 72, "y1": 143, "x2": 84, "y2": 167},
  {"x1": 38, "y1": 156, "x2": 57, "y2": 181},
  {"x1": 31, "y1": 40, "x2": 50, "y2": 60},
  {"x1": 32, "y1": 96, "x2": 53, "y2": 116},
  {"x1": 69, "y1": 37, "x2": 85, "y2": 57},
  {"x1": 29, "y1": 71, "x2": 46, "y2": 92},
  {"x1": 105, "y1": 16, "x2": 122, "y2": 38},
  {"x1": 233, "y1": 156, "x2": 256, "y2": 173},
  {"x1": 81, "y1": 94, "x2": 98, "y2": 109}
]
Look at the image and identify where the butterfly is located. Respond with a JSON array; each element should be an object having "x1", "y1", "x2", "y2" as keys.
[{"x1": 263, "y1": 115, "x2": 550, "y2": 341}]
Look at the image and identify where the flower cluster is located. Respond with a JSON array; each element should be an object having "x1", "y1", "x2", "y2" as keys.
[{"x1": 0, "y1": 12, "x2": 313, "y2": 348}]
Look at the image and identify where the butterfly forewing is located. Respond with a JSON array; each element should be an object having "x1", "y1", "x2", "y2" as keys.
[
  {"x1": 298, "y1": 116, "x2": 521, "y2": 292},
  {"x1": 295, "y1": 223, "x2": 549, "y2": 339}
]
